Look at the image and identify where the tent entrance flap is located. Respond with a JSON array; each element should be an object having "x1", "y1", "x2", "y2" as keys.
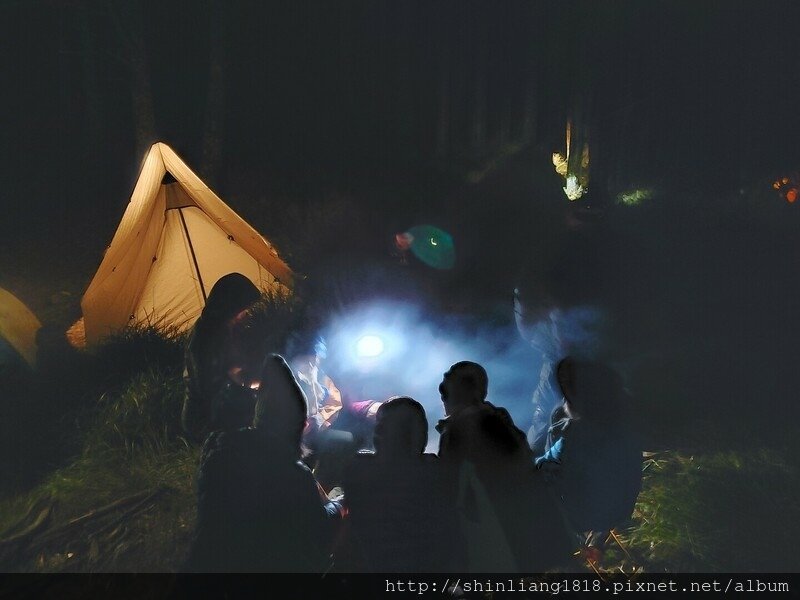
[{"x1": 131, "y1": 206, "x2": 268, "y2": 333}]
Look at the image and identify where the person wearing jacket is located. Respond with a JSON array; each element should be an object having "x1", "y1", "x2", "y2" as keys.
[
  {"x1": 289, "y1": 335, "x2": 384, "y2": 489},
  {"x1": 534, "y1": 357, "x2": 643, "y2": 555},
  {"x1": 340, "y1": 396, "x2": 456, "y2": 572},
  {"x1": 290, "y1": 336, "x2": 344, "y2": 433},
  {"x1": 436, "y1": 361, "x2": 573, "y2": 573}
]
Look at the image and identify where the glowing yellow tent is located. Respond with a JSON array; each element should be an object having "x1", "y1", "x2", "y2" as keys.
[
  {"x1": 0, "y1": 288, "x2": 41, "y2": 368},
  {"x1": 75, "y1": 142, "x2": 293, "y2": 346}
]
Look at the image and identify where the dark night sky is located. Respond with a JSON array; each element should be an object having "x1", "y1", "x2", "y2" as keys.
[{"x1": 2, "y1": 1, "x2": 800, "y2": 449}]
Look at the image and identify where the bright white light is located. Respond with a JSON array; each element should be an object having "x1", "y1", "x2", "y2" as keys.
[{"x1": 356, "y1": 335, "x2": 384, "y2": 358}]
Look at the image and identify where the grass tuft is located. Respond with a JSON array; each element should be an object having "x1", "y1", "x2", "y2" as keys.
[
  {"x1": 0, "y1": 329, "x2": 198, "y2": 573},
  {"x1": 617, "y1": 450, "x2": 800, "y2": 573}
]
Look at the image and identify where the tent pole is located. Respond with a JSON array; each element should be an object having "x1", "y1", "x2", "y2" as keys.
[{"x1": 178, "y1": 208, "x2": 208, "y2": 303}]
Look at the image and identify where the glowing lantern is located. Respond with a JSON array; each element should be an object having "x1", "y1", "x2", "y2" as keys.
[{"x1": 787, "y1": 188, "x2": 798, "y2": 203}]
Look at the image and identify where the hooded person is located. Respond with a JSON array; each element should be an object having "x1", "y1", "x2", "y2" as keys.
[
  {"x1": 340, "y1": 397, "x2": 456, "y2": 572},
  {"x1": 185, "y1": 354, "x2": 344, "y2": 573},
  {"x1": 182, "y1": 273, "x2": 262, "y2": 443}
]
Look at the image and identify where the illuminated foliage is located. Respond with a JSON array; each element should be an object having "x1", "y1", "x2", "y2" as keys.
[
  {"x1": 552, "y1": 120, "x2": 590, "y2": 201},
  {"x1": 617, "y1": 189, "x2": 654, "y2": 206},
  {"x1": 564, "y1": 175, "x2": 587, "y2": 201}
]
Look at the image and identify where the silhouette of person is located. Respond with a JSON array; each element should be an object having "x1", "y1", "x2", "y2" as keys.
[
  {"x1": 185, "y1": 354, "x2": 344, "y2": 573},
  {"x1": 182, "y1": 273, "x2": 262, "y2": 443},
  {"x1": 436, "y1": 361, "x2": 572, "y2": 572},
  {"x1": 535, "y1": 357, "x2": 642, "y2": 557},
  {"x1": 340, "y1": 396, "x2": 456, "y2": 572}
]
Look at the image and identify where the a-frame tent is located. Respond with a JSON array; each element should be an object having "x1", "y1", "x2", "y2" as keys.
[
  {"x1": 0, "y1": 287, "x2": 41, "y2": 368},
  {"x1": 75, "y1": 142, "x2": 293, "y2": 346}
]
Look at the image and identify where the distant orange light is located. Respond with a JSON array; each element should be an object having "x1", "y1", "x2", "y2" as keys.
[
  {"x1": 773, "y1": 181, "x2": 781, "y2": 190},
  {"x1": 786, "y1": 188, "x2": 798, "y2": 203},
  {"x1": 782, "y1": 177, "x2": 789, "y2": 185}
]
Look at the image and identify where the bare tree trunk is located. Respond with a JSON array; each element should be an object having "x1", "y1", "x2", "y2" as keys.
[
  {"x1": 498, "y1": 86, "x2": 512, "y2": 147},
  {"x1": 497, "y1": 3, "x2": 512, "y2": 147},
  {"x1": 77, "y1": 2, "x2": 103, "y2": 183},
  {"x1": 395, "y1": 1, "x2": 415, "y2": 158},
  {"x1": 520, "y1": 6, "x2": 538, "y2": 146},
  {"x1": 471, "y1": 11, "x2": 488, "y2": 156},
  {"x1": 121, "y1": 1, "x2": 156, "y2": 160},
  {"x1": 201, "y1": 0, "x2": 226, "y2": 186},
  {"x1": 434, "y1": 42, "x2": 450, "y2": 160},
  {"x1": 131, "y1": 54, "x2": 155, "y2": 159},
  {"x1": 338, "y1": 0, "x2": 355, "y2": 168},
  {"x1": 521, "y1": 78, "x2": 537, "y2": 145}
]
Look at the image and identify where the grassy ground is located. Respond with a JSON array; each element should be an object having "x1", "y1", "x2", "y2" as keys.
[
  {"x1": 2, "y1": 325, "x2": 797, "y2": 573},
  {"x1": 612, "y1": 450, "x2": 800, "y2": 573},
  {"x1": 1, "y1": 263, "x2": 798, "y2": 572},
  {"x1": 0, "y1": 327, "x2": 198, "y2": 573}
]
